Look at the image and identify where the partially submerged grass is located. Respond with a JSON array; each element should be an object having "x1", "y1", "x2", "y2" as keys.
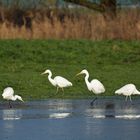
[{"x1": 0, "y1": 39, "x2": 140, "y2": 100}]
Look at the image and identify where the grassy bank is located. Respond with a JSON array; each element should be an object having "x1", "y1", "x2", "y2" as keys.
[{"x1": 0, "y1": 39, "x2": 140, "y2": 100}]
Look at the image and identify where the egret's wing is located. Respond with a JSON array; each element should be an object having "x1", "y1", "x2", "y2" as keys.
[
  {"x1": 90, "y1": 79, "x2": 105, "y2": 93},
  {"x1": 115, "y1": 84, "x2": 135, "y2": 94},
  {"x1": 2, "y1": 87, "x2": 14, "y2": 98},
  {"x1": 54, "y1": 76, "x2": 72, "y2": 87}
]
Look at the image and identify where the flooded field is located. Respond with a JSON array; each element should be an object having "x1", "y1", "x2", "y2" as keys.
[{"x1": 0, "y1": 98, "x2": 140, "y2": 140}]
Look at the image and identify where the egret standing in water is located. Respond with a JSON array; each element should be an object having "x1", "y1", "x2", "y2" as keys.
[
  {"x1": 76, "y1": 69, "x2": 105, "y2": 105},
  {"x1": 41, "y1": 69, "x2": 72, "y2": 93},
  {"x1": 115, "y1": 84, "x2": 140, "y2": 102},
  {"x1": 2, "y1": 87, "x2": 24, "y2": 108}
]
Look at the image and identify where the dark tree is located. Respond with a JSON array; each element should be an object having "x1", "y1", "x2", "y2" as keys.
[{"x1": 64, "y1": 0, "x2": 117, "y2": 19}]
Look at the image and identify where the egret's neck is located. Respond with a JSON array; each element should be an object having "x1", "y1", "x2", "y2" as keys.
[
  {"x1": 47, "y1": 71, "x2": 56, "y2": 86},
  {"x1": 135, "y1": 89, "x2": 140, "y2": 95},
  {"x1": 11, "y1": 95, "x2": 18, "y2": 101},
  {"x1": 84, "y1": 72, "x2": 91, "y2": 90}
]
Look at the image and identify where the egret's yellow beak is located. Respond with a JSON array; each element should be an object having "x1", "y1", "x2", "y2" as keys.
[
  {"x1": 76, "y1": 72, "x2": 82, "y2": 76},
  {"x1": 41, "y1": 72, "x2": 45, "y2": 75},
  {"x1": 19, "y1": 98, "x2": 24, "y2": 102},
  {"x1": 21, "y1": 99, "x2": 24, "y2": 102}
]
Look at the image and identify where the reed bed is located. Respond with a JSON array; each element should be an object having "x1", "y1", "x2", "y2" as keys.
[{"x1": 0, "y1": 8, "x2": 140, "y2": 40}]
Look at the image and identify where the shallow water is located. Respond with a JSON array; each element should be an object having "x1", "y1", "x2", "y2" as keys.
[{"x1": 0, "y1": 98, "x2": 140, "y2": 140}]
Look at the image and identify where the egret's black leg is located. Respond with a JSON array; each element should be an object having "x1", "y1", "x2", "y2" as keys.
[
  {"x1": 90, "y1": 97, "x2": 98, "y2": 106},
  {"x1": 8, "y1": 101, "x2": 12, "y2": 108}
]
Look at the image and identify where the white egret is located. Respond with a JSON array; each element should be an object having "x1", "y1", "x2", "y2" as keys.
[
  {"x1": 41, "y1": 69, "x2": 72, "y2": 93},
  {"x1": 2, "y1": 87, "x2": 24, "y2": 108},
  {"x1": 76, "y1": 69, "x2": 105, "y2": 105},
  {"x1": 115, "y1": 84, "x2": 140, "y2": 102}
]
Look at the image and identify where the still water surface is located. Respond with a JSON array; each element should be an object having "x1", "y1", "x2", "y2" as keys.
[{"x1": 0, "y1": 98, "x2": 140, "y2": 140}]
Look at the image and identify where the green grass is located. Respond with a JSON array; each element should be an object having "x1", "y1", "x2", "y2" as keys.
[{"x1": 0, "y1": 39, "x2": 140, "y2": 100}]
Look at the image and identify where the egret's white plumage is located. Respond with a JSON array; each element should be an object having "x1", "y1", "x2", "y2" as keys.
[
  {"x1": 76, "y1": 69, "x2": 105, "y2": 105},
  {"x1": 41, "y1": 69, "x2": 72, "y2": 93},
  {"x1": 77, "y1": 69, "x2": 105, "y2": 94},
  {"x1": 115, "y1": 84, "x2": 140, "y2": 101},
  {"x1": 2, "y1": 87, "x2": 24, "y2": 108}
]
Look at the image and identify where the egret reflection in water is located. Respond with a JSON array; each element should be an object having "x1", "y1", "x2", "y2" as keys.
[
  {"x1": 115, "y1": 106, "x2": 140, "y2": 119},
  {"x1": 0, "y1": 99, "x2": 140, "y2": 120},
  {"x1": 49, "y1": 113, "x2": 71, "y2": 119},
  {"x1": 0, "y1": 100, "x2": 140, "y2": 140},
  {"x1": 85, "y1": 102, "x2": 115, "y2": 118},
  {"x1": 2, "y1": 109, "x2": 22, "y2": 120}
]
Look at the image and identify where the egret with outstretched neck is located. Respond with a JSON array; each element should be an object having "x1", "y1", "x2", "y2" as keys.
[
  {"x1": 76, "y1": 69, "x2": 105, "y2": 105},
  {"x1": 41, "y1": 69, "x2": 72, "y2": 93},
  {"x1": 2, "y1": 87, "x2": 24, "y2": 108},
  {"x1": 115, "y1": 84, "x2": 140, "y2": 102}
]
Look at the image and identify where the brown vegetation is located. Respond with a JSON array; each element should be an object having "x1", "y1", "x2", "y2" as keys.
[{"x1": 0, "y1": 7, "x2": 140, "y2": 40}]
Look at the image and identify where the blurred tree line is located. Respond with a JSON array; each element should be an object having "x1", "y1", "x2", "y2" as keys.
[
  {"x1": 0, "y1": 0, "x2": 139, "y2": 9},
  {"x1": 0, "y1": 0, "x2": 139, "y2": 28}
]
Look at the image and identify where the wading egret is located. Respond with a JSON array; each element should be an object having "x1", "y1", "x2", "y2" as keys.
[
  {"x1": 115, "y1": 84, "x2": 140, "y2": 102},
  {"x1": 76, "y1": 69, "x2": 105, "y2": 105},
  {"x1": 2, "y1": 87, "x2": 24, "y2": 108},
  {"x1": 41, "y1": 69, "x2": 72, "y2": 93}
]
